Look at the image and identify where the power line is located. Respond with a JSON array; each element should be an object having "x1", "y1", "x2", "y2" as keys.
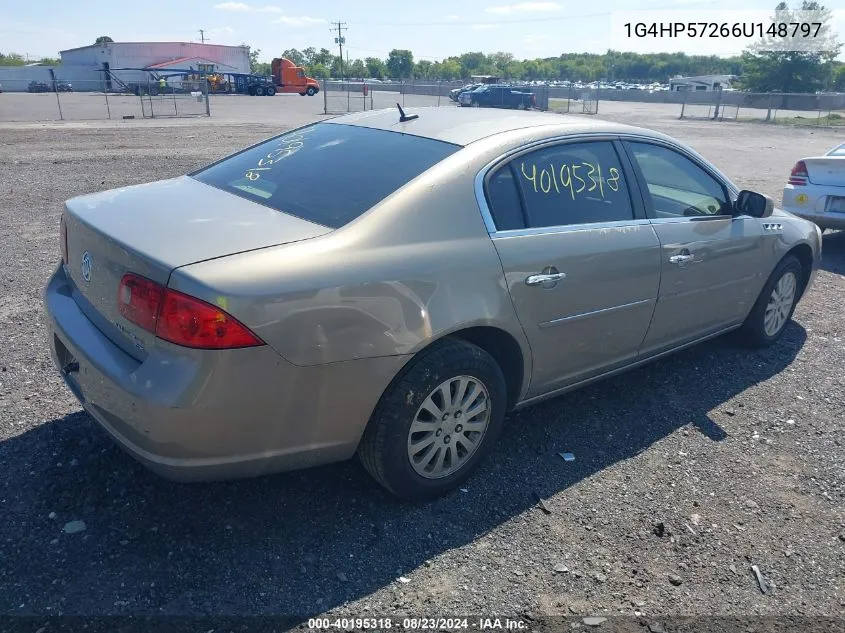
[{"x1": 330, "y1": 21, "x2": 348, "y2": 80}]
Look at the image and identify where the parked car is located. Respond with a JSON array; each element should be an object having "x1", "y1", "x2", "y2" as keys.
[
  {"x1": 55, "y1": 80, "x2": 73, "y2": 92},
  {"x1": 0, "y1": 82, "x2": 3, "y2": 93},
  {"x1": 781, "y1": 142, "x2": 845, "y2": 231},
  {"x1": 449, "y1": 83, "x2": 481, "y2": 102},
  {"x1": 27, "y1": 81, "x2": 51, "y2": 93},
  {"x1": 45, "y1": 107, "x2": 821, "y2": 499},
  {"x1": 459, "y1": 84, "x2": 535, "y2": 109}
]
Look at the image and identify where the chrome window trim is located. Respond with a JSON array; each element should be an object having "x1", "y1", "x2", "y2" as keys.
[
  {"x1": 647, "y1": 215, "x2": 734, "y2": 225},
  {"x1": 474, "y1": 131, "x2": 740, "y2": 236},
  {"x1": 491, "y1": 218, "x2": 652, "y2": 239}
]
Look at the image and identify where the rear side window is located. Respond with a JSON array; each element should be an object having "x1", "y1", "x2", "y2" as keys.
[
  {"x1": 192, "y1": 123, "x2": 460, "y2": 228},
  {"x1": 512, "y1": 141, "x2": 634, "y2": 228},
  {"x1": 485, "y1": 165, "x2": 526, "y2": 231}
]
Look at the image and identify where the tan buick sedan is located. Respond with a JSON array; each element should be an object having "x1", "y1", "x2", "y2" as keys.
[{"x1": 45, "y1": 107, "x2": 821, "y2": 499}]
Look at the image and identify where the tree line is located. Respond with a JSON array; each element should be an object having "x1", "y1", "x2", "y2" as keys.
[
  {"x1": 251, "y1": 2, "x2": 843, "y2": 93},
  {"x1": 252, "y1": 47, "x2": 843, "y2": 92}
]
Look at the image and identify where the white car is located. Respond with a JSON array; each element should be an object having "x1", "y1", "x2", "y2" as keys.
[{"x1": 783, "y1": 142, "x2": 845, "y2": 231}]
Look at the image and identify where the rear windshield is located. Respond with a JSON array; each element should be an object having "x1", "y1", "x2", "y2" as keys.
[{"x1": 191, "y1": 123, "x2": 460, "y2": 228}]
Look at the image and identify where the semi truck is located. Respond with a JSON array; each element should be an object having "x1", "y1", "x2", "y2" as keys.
[{"x1": 271, "y1": 58, "x2": 320, "y2": 96}]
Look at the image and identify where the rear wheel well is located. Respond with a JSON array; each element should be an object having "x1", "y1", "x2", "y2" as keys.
[
  {"x1": 785, "y1": 243, "x2": 813, "y2": 297},
  {"x1": 446, "y1": 327, "x2": 524, "y2": 411}
]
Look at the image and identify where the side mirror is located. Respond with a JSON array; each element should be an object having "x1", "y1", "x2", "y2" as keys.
[{"x1": 735, "y1": 190, "x2": 774, "y2": 218}]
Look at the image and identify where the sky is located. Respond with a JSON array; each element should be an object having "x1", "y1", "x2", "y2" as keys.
[{"x1": 2, "y1": 0, "x2": 844, "y2": 62}]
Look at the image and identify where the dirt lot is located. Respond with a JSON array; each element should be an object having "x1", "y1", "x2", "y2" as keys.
[{"x1": 0, "y1": 97, "x2": 843, "y2": 624}]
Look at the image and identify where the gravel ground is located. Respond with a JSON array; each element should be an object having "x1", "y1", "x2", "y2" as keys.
[{"x1": 0, "y1": 107, "x2": 843, "y2": 623}]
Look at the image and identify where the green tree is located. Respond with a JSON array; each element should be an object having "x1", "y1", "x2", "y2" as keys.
[
  {"x1": 413, "y1": 60, "x2": 433, "y2": 79},
  {"x1": 244, "y1": 45, "x2": 266, "y2": 74},
  {"x1": 740, "y1": 1, "x2": 841, "y2": 92},
  {"x1": 348, "y1": 58, "x2": 367, "y2": 79},
  {"x1": 833, "y1": 64, "x2": 845, "y2": 90},
  {"x1": 301, "y1": 47, "x2": 317, "y2": 66},
  {"x1": 313, "y1": 48, "x2": 334, "y2": 67},
  {"x1": 282, "y1": 48, "x2": 305, "y2": 66},
  {"x1": 94, "y1": 36, "x2": 113, "y2": 44},
  {"x1": 386, "y1": 49, "x2": 414, "y2": 79},
  {"x1": 439, "y1": 59, "x2": 462, "y2": 80},
  {"x1": 365, "y1": 57, "x2": 386, "y2": 79},
  {"x1": 0, "y1": 52, "x2": 26, "y2": 66},
  {"x1": 458, "y1": 52, "x2": 487, "y2": 76},
  {"x1": 309, "y1": 63, "x2": 330, "y2": 79}
]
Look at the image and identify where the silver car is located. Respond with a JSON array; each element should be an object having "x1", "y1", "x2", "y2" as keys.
[{"x1": 45, "y1": 107, "x2": 822, "y2": 499}]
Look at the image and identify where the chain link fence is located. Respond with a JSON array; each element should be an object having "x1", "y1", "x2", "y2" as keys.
[
  {"x1": 322, "y1": 80, "x2": 551, "y2": 114},
  {"x1": 0, "y1": 78, "x2": 210, "y2": 122},
  {"x1": 679, "y1": 90, "x2": 844, "y2": 126}
]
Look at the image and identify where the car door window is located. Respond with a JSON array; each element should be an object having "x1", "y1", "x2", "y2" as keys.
[
  {"x1": 485, "y1": 164, "x2": 526, "y2": 231},
  {"x1": 511, "y1": 141, "x2": 634, "y2": 228},
  {"x1": 627, "y1": 142, "x2": 730, "y2": 218}
]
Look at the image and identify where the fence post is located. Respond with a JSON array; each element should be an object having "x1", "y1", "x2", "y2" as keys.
[
  {"x1": 437, "y1": 80, "x2": 441, "y2": 107},
  {"x1": 712, "y1": 87, "x2": 722, "y2": 120},
  {"x1": 205, "y1": 81, "x2": 211, "y2": 116},
  {"x1": 680, "y1": 89, "x2": 687, "y2": 119},
  {"x1": 103, "y1": 76, "x2": 111, "y2": 119},
  {"x1": 52, "y1": 78, "x2": 64, "y2": 121}
]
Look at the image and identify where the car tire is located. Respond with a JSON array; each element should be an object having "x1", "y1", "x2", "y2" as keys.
[
  {"x1": 247, "y1": 86, "x2": 256, "y2": 96},
  {"x1": 358, "y1": 338, "x2": 507, "y2": 500},
  {"x1": 306, "y1": 86, "x2": 317, "y2": 96},
  {"x1": 254, "y1": 86, "x2": 265, "y2": 96},
  {"x1": 736, "y1": 255, "x2": 803, "y2": 348},
  {"x1": 265, "y1": 85, "x2": 276, "y2": 96}
]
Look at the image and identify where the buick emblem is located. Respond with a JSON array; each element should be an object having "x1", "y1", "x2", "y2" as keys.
[{"x1": 81, "y1": 251, "x2": 92, "y2": 282}]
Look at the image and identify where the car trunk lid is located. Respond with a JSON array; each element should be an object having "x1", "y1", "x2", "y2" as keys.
[
  {"x1": 803, "y1": 158, "x2": 845, "y2": 187},
  {"x1": 63, "y1": 176, "x2": 331, "y2": 358}
]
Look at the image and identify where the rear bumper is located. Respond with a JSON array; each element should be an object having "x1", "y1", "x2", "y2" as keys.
[
  {"x1": 44, "y1": 264, "x2": 409, "y2": 481},
  {"x1": 783, "y1": 185, "x2": 845, "y2": 230}
]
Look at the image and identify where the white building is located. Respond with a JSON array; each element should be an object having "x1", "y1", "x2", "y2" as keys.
[
  {"x1": 59, "y1": 41, "x2": 251, "y2": 89},
  {"x1": 669, "y1": 74, "x2": 736, "y2": 92}
]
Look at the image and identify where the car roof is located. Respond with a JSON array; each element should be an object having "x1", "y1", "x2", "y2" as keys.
[{"x1": 325, "y1": 107, "x2": 659, "y2": 147}]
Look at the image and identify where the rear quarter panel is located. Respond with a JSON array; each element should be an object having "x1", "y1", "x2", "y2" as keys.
[{"x1": 169, "y1": 143, "x2": 533, "y2": 387}]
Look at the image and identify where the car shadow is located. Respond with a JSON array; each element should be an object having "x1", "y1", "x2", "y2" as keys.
[
  {"x1": 0, "y1": 324, "x2": 806, "y2": 618},
  {"x1": 819, "y1": 229, "x2": 845, "y2": 275}
]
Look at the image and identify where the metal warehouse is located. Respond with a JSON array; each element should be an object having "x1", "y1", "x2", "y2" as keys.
[{"x1": 59, "y1": 41, "x2": 251, "y2": 89}]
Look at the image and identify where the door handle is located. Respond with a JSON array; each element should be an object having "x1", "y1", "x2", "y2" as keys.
[
  {"x1": 668, "y1": 254, "x2": 694, "y2": 265},
  {"x1": 525, "y1": 272, "x2": 567, "y2": 286}
]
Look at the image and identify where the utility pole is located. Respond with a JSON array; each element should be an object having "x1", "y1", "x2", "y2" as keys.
[
  {"x1": 198, "y1": 29, "x2": 207, "y2": 44},
  {"x1": 330, "y1": 21, "x2": 347, "y2": 81}
]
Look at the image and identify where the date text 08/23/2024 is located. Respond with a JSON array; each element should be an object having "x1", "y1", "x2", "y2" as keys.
[{"x1": 307, "y1": 617, "x2": 530, "y2": 630}]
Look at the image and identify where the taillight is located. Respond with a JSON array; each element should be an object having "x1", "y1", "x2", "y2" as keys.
[
  {"x1": 788, "y1": 160, "x2": 809, "y2": 185},
  {"x1": 117, "y1": 273, "x2": 263, "y2": 350},
  {"x1": 118, "y1": 273, "x2": 163, "y2": 333},
  {"x1": 156, "y1": 288, "x2": 263, "y2": 349},
  {"x1": 60, "y1": 214, "x2": 68, "y2": 265}
]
